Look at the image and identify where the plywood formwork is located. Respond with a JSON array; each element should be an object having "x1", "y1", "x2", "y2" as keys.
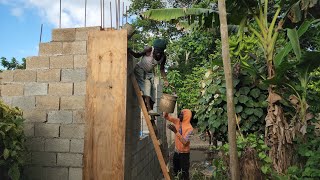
[{"x1": 83, "y1": 29, "x2": 127, "y2": 180}]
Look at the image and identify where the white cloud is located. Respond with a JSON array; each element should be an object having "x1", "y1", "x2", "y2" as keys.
[{"x1": 10, "y1": 7, "x2": 23, "y2": 17}]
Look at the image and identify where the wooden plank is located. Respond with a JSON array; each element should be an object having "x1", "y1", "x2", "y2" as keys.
[
  {"x1": 130, "y1": 74, "x2": 171, "y2": 180},
  {"x1": 84, "y1": 29, "x2": 127, "y2": 180}
]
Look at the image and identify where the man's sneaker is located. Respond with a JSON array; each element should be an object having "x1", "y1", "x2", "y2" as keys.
[{"x1": 148, "y1": 110, "x2": 160, "y2": 116}]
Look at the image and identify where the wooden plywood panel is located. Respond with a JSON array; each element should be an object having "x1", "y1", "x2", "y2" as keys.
[{"x1": 84, "y1": 29, "x2": 127, "y2": 180}]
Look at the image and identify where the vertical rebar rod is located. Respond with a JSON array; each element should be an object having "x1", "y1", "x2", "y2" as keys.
[
  {"x1": 126, "y1": 6, "x2": 127, "y2": 23},
  {"x1": 100, "y1": 0, "x2": 102, "y2": 28},
  {"x1": 122, "y1": 2, "x2": 124, "y2": 26},
  {"x1": 59, "y1": 0, "x2": 61, "y2": 28},
  {"x1": 103, "y1": 0, "x2": 105, "y2": 28},
  {"x1": 118, "y1": 0, "x2": 120, "y2": 27},
  {"x1": 85, "y1": 0, "x2": 87, "y2": 27},
  {"x1": 115, "y1": 0, "x2": 118, "y2": 29},
  {"x1": 39, "y1": 24, "x2": 43, "y2": 43},
  {"x1": 110, "y1": 1, "x2": 112, "y2": 28}
]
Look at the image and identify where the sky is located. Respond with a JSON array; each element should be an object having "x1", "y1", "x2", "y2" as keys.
[{"x1": 0, "y1": 0, "x2": 131, "y2": 64}]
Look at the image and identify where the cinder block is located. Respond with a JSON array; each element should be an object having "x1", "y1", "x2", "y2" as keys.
[
  {"x1": 57, "y1": 153, "x2": 83, "y2": 167},
  {"x1": 12, "y1": 96, "x2": 35, "y2": 110},
  {"x1": 26, "y1": 56, "x2": 50, "y2": 70},
  {"x1": 70, "y1": 139, "x2": 84, "y2": 153},
  {"x1": 23, "y1": 109, "x2": 47, "y2": 123},
  {"x1": 35, "y1": 123, "x2": 60, "y2": 137},
  {"x1": 72, "y1": 110, "x2": 85, "y2": 124},
  {"x1": 62, "y1": 41, "x2": 87, "y2": 55},
  {"x1": 73, "y1": 82, "x2": 86, "y2": 95},
  {"x1": 69, "y1": 168, "x2": 83, "y2": 180},
  {"x1": 1, "y1": 84, "x2": 24, "y2": 96},
  {"x1": 25, "y1": 137, "x2": 45, "y2": 151},
  {"x1": 24, "y1": 83, "x2": 48, "y2": 96},
  {"x1": 43, "y1": 167, "x2": 68, "y2": 180},
  {"x1": 36, "y1": 96, "x2": 60, "y2": 110},
  {"x1": 23, "y1": 123, "x2": 35, "y2": 137},
  {"x1": 52, "y1": 28, "x2": 76, "y2": 42},
  {"x1": 75, "y1": 26, "x2": 101, "y2": 41},
  {"x1": 48, "y1": 111, "x2": 73, "y2": 124},
  {"x1": 50, "y1": 55, "x2": 74, "y2": 69},
  {"x1": 45, "y1": 138, "x2": 70, "y2": 152},
  {"x1": 13, "y1": 70, "x2": 36, "y2": 82},
  {"x1": 0, "y1": 97, "x2": 12, "y2": 106},
  {"x1": 60, "y1": 124, "x2": 84, "y2": 138},
  {"x1": 49, "y1": 82, "x2": 73, "y2": 96},
  {"x1": 39, "y1": 42, "x2": 63, "y2": 56},
  {"x1": 23, "y1": 166, "x2": 44, "y2": 180},
  {"x1": 37, "y1": 69, "x2": 61, "y2": 82},
  {"x1": 60, "y1": 96, "x2": 85, "y2": 110},
  {"x1": 0, "y1": 70, "x2": 13, "y2": 82},
  {"x1": 74, "y1": 55, "x2": 87, "y2": 68},
  {"x1": 32, "y1": 152, "x2": 56, "y2": 166},
  {"x1": 61, "y1": 69, "x2": 86, "y2": 82}
]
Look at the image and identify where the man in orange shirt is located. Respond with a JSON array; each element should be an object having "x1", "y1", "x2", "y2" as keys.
[{"x1": 163, "y1": 109, "x2": 193, "y2": 180}]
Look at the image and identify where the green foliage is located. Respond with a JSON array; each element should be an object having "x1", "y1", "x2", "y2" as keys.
[
  {"x1": 0, "y1": 101, "x2": 27, "y2": 180},
  {"x1": 0, "y1": 57, "x2": 26, "y2": 71}
]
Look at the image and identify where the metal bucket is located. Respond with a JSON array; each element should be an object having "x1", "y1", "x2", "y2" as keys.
[{"x1": 159, "y1": 90, "x2": 178, "y2": 113}]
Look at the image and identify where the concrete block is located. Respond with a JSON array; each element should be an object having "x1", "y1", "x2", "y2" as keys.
[
  {"x1": 23, "y1": 123, "x2": 35, "y2": 137},
  {"x1": 49, "y1": 82, "x2": 73, "y2": 96},
  {"x1": 50, "y1": 55, "x2": 74, "y2": 69},
  {"x1": 75, "y1": 26, "x2": 101, "y2": 41},
  {"x1": 0, "y1": 70, "x2": 13, "y2": 82},
  {"x1": 74, "y1": 55, "x2": 87, "y2": 68},
  {"x1": 60, "y1": 124, "x2": 84, "y2": 138},
  {"x1": 52, "y1": 28, "x2": 76, "y2": 42},
  {"x1": 36, "y1": 96, "x2": 60, "y2": 110},
  {"x1": 23, "y1": 109, "x2": 47, "y2": 123},
  {"x1": 60, "y1": 96, "x2": 85, "y2": 110},
  {"x1": 26, "y1": 56, "x2": 50, "y2": 70},
  {"x1": 57, "y1": 153, "x2": 83, "y2": 167},
  {"x1": 61, "y1": 69, "x2": 86, "y2": 82},
  {"x1": 37, "y1": 69, "x2": 61, "y2": 82},
  {"x1": 24, "y1": 83, "x2": 48, "y2": 96},
  {"x1": 73, "y1": 82, "x2": 86, "y2": 95},
  {"x1": 0, "y1": 97, "x2": 12, "y2": 106},
  {"x1": 69, "y1": 168, "x2": 83, "y2": 180},
  {"x1": 35, "y1": 123, "x2": 60, "y2": 137},
  {"x1": 1, "y1": 83, "x2": 24, "y2": 96},
  {"x1": 72, "y1": 110, "x2": 85, "y2": 124},
  {"x1": 13, "y1": 70, "x2": 36, "y2": 82},
  {"x1": 70, "y1": 139, "x2": 84, "y2": 153},
  {"x1": 48, "y1": 111, "x2": 73, "y2": 124},
  {"x1": 12, "y1": 96, "x2": 35, "y2": 110},
  {"x1": 23, "y1": 166, "x2": 44, "y2": 180},
  {"x1": 45, "y1": 138, "x2": 70, "y2": 152},
  {"x1": 62, "y1": 41, "x2": 87, "y2": 55},
  {"x1": 39, "y1": 42, "x2": 63, "y2": 56},
  {"x1": 25, "y1": 137, "x2": 45, "y2": 151},
  {"x1": 43, "y1": 167, "x2": 68, "y2": 180},
  {"x1": 32, "y1": 152, "x2": 56, "y2": 166}
]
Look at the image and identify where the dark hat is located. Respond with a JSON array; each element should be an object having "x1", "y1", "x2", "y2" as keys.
[{"x1": 153, "y1": 39, "x2": 167, "y2": 51}]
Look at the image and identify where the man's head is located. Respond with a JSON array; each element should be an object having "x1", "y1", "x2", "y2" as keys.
[
  {"x1": 153, "y1": 39, "x2": 167, "y2": 61},
  {"x1": 179, "y1": 109, "x2": 192, "y2": 123}
]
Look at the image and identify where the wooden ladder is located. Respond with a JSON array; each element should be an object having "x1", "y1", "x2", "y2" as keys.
[{"x1": 130, "y1": 74, "x2": 171, "y2": 180}]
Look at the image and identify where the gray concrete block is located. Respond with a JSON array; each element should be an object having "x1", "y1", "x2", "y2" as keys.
[
  {"x1": 74, "y1": 55, "x2": 87, "y2": 68},
  {"x1": 69, "y1": 167, "x2": 82, "y2": 180},
  {"x1": 23, "y1": 109, "x2": 47, "y2": 123},
  {"x1": 57, "y1": 153, "x2": 83, "y2": 167},
  {"x1": 60, "y1": 96, "x2": 85, "y2": 110},
  {"x1": 25, "y1": 137, "x2": 45, "y2": 151},
  {"x1": 0, "y1": 70, "x2": 13, "y2": 82},
  {"x1": 24, "y1": 83, "x2": 48, "y2": 96},
  {"x1": 32, "y1": 152, "x2": 56, "y2": 166},
  {"x1": 26, "y1": 56, "x2": 50, "y2": 70},
  {"x1": 37, "y1": 69, "x2": 61, "y2": 82},
  {"x1": 12, "y1": 96, "x2": 35, "y2": 110},
  {"x1": 13, "y1": 70, "x2": 36, "y2": 82},
  {"x1": 36, "y1": 96, "x2": 60, "y2": 110},
  {"x1": 75, "y1": 26, "x2": 101, "y2": 41},
  {"x1": 23, "y1": 166, "x2": 44, "y2": 180},
  {"x1": 72, "y1": 110, "x2": 85, "y2": 124},
  {"x1": 48, "y1": 111, "x2": 73, "y2": 124},
  {"x1": 50, "y1": 55, "x2": 74, "y2": 69},
  {"x1": 0, "y1": 97, "x2": 12, "y2": 106},
  {"x1": 45, "y1": 138, "x2": 70, "y2": 152},
  {"x1": 60, "y1": 124, "x2": 84, "y2": 138},
  {"x1": 73, "y1": 82, "x2": 86, "y2": 95},
  {"x1": 35, "y1": 123, "x2": 60, "y2": 137},
  {"x1": 70, "y1": 139, "x2": 84, "y2": 153},
  {"x1": 62, "y1": 41, "x2": 86, "y2": 55},
  {"x1": 43, "y1": 167, "x2": 68, "y2": 180},
  {"x1": 61, "y1": 69, "x2": 86, "y2": 82},
  {"x1": 39, "y1": 42, "x2": 63, "y2": 56},
  {"x1": 1, "y1": 83, "x2": 24, "y2": 96},
  {"x1": 52, "y1": 28, "x2": 76, "y2": 42},
  {"x1": 49, "y1": 82, "x2": 73, "y2": 96},
  {"x1": 24, "y1": 123, "x2": 35, "y2": 137}
]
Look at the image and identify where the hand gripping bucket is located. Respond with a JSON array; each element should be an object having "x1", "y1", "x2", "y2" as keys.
[{"x1": 159, "y1": 85, "x2": 178, "y2": 113}]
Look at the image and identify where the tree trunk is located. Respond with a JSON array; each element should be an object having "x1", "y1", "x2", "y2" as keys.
[{"x1": 218, "y1": 0, "x2": 240, "y2": 179}]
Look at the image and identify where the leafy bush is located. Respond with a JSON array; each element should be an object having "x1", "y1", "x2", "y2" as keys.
[{"x1": 0, "y1": 100, "x2": 27, "y2": 180}]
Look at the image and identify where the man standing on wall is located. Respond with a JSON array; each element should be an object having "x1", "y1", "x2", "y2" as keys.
[
  {"x1": 163, "y1": 109, "x2": 193, "y2": 180},
  {"x1": 128, "y1": 39, "x2": 169, "y2": 116}
]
